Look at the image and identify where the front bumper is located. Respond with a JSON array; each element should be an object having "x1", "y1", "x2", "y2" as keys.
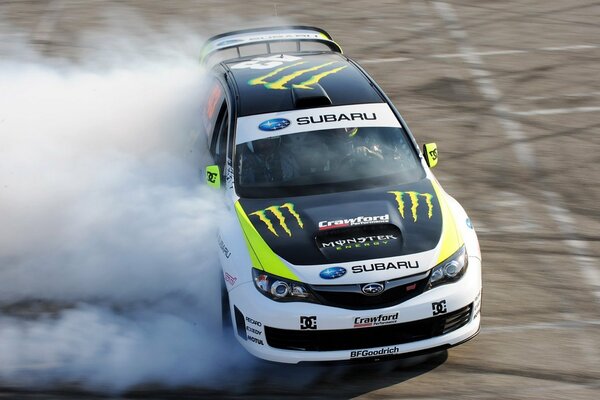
[{"x1": 228, "y1": 257, "x2": 481, "y2": 363}]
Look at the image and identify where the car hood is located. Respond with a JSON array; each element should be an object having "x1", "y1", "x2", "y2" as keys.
[{"x1": 237, "y1": 178, "x2": 447, "y2": 267}]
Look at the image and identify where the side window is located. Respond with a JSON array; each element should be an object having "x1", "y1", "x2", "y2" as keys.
[
  {"x1": 203, "y1": 78, "x2": 225, "y2": 152},
  {"x1": 211, "y1": 107, "x2": 229, "y2": 167}
]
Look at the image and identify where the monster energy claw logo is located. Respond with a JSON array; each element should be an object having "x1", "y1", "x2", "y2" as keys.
[
  {"x1": 248, "y1": 61, "x2": 348, "y2": 90},
  {"x1": 250, "y1": 203, "x2": 304, "y2": 237},
  {"x1": 388, "y1": 191, "x2": 434, "y2": 222}
]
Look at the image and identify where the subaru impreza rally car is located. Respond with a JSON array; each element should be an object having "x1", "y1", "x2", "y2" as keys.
[{"x1": 200, "y1": 26, "x2": 481, "y2": 363}]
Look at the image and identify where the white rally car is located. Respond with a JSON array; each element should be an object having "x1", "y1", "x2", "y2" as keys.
[{"x1": 200, "y1": 26, "x2": 481, "y2": 363}]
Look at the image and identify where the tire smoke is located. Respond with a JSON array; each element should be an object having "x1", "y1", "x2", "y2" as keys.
[{"x1": 0, "y1": 26, "x2": 253, "y2": 393}]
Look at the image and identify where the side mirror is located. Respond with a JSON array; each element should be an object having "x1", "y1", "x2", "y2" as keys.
[
  {"x1": 423, "y1": 142, "x2": 438, "y2": 168},
  {"x1": 205, "y1": 165, "x2": 221, "y2": 188}
]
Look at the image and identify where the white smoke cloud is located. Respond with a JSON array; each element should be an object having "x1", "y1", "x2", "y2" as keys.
[
  {"x1": 0, "y1": 307, "x2": 249, "y2": 393},
  {"x1": 0, "y1": 20, "x2": 256, "y2": 393}
]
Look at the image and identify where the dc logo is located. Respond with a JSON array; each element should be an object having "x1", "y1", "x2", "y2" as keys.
[
  {"x1": 432, "y1": 300, "x2": 447, "y2": 316},
  {"x1": 428, "y1": 147, "x2": 438, "y2": 161},
  {"x1": 207, "y1": 171, "x2": 218, "y2": 184},
  {"x1": 300, "y1": 316, "x2": 317, "y2": 330}
]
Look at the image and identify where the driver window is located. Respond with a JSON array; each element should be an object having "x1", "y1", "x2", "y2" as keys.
[{"x1": 210, "y1": 105, "x2": 229, "y2": 168}]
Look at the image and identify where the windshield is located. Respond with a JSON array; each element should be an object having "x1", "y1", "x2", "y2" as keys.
[{"x1": 235, "y1": 126, "x2": 424, "y2": 197}]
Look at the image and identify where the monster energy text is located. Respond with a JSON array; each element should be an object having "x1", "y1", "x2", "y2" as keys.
[{"x1": 321, "y1": 234, "x2": 397, "y2": 250}]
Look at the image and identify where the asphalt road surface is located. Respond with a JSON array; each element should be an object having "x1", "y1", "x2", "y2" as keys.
[{"x1": 1, "y1": 0, "x2": 599, "y2": 399}]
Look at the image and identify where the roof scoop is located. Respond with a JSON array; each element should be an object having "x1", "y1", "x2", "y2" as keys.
[{"x1": 292, "y1": 83, "x2": 332, "y2": 109}]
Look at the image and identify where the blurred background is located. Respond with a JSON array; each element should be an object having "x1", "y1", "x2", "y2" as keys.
[{"x1": 0, "y1": 1, "x2": 599, "y2": 399}]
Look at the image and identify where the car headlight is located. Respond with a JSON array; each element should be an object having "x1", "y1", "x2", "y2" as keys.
[
  {"x1": 252, "y1": 269, "x2": 318, "y2": 303},
  {"x1": 427, "y1": 245, "x2": 468, "y2": 289}
]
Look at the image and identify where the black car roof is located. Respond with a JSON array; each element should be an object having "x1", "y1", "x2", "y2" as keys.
[{"x1": 222, "y1": 52, "x2": 384, "y2": 117}]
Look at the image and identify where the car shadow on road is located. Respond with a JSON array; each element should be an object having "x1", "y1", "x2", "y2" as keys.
[
  {"x1": 0, "y1": 351, "x2": 448, "y2": 400},
  {"x1": 128, "y1": 350, "x2": 449, "y2": 399},
  {"x1": 233, "y1": 350, "x2": 449, "y2": 399}
]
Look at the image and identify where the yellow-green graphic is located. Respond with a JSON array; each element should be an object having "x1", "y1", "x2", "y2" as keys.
[
  {"x1": 248, "y1": 62, "x2": 348, "y2": 90},
  {"x1": 250, "y1": 203, "x2": 304, "y2": 237},
  {"x1": 388, "y1": 191, "x2": 434, "y2": 222}
]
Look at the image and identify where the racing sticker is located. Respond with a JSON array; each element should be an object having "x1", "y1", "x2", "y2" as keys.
[
  {"x1": 354, "y1": 312, "x2": 399, "y2": 328},
  {"x1": 320, "y1": 234, "x2": 398, "y2": 251},
  {"x1": 351, "y1": 260, "x2": 420, "y2": 274},
  {"x1": 318, "y1": 214, "x2": 389, "y2": 231},
  {"x1": 235, "y1": 103, "x2": 401, "y2": 144},
  {"x1": 432, "y1": 300, "x2": 447, "y2": 316},
  {"x1": 248, "y1": 60, "x2": 348, "y2": 90},
  {"x1": 247, "y1": 335, "x2": 264, "y2": 345},
  {"x1": 225, "y1": 158, "x2": 234, "y2": 190},
  {"x1": 350, "y1": 346, "x2": 401, "y2": 359},
  {"x1": 244, "y1": 316, "x2": 264, "y2": 345},
  {"x1": 231, "y1": 54, "x2": 349, "y2": 90},
  {"x1": 388, "y1": 191, "x2": 434, "y2": 222},
  {"x1": 300, "y1": 316, "x2": 317, "y2": 330},
  {"x1": 250, "y1": 203, "x2": 304, "y2": 237},
  {"x1": 258, "y1": 118, "x2": 291, "y2": 131},
  {"x1": 218, "y1": 235, "x2": 232, "y2": 259},
  {"x1": 230, "y1": 54, "x2": 302, "y2": 70},
  {"x1": 224, "y1": 272, "x2": 237, "y2": 286},
  {"x1": 246, "y1": 325, "x2": 262, "y2": 336},
  {"x1": 245, "y1": 316, "x2": 262, "y2": 327},
  {"x1": 319, "y1": 266, "x2": 347, "y2": 279}
]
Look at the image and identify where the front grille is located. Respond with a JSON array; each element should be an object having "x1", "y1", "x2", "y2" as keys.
[
  {"x1": 309, "y1": 272, "x2": 430, "y2": 310},
  {"x1": 265, "y1": 304, "x2": 472, "y2": 351}
]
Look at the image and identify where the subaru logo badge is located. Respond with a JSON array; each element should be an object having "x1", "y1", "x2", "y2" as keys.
[
  {"x1": 258, "y1": 118, "x2": 291, "y2": 131},
  {"x1": 361, "y1": 282, "x2": 385, "y2": 296},
  {"x1": 319, "y1": 267, "x2": 347, "y2": 280}
]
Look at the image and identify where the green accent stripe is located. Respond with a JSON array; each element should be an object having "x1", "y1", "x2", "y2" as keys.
[
  {"x1": 265, "y1": 62, "x2": 337, "y2": 90},
  {"x1": 235, "y1": 202, "x2": 299, "y2": 280},
  {"x1": 292, "y1": 65, "x2": 348, "y2": 89},
  {"x1": 431, "y1": 180, "x2": 464, "y2": 263},
  {"x1": 248, "y1": 62, "x2": 306, "y2": 86}
]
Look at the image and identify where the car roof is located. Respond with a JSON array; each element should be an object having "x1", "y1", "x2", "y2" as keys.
[{"x1": 221, "y1": 52, "x2": 384, "y2": 117}]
